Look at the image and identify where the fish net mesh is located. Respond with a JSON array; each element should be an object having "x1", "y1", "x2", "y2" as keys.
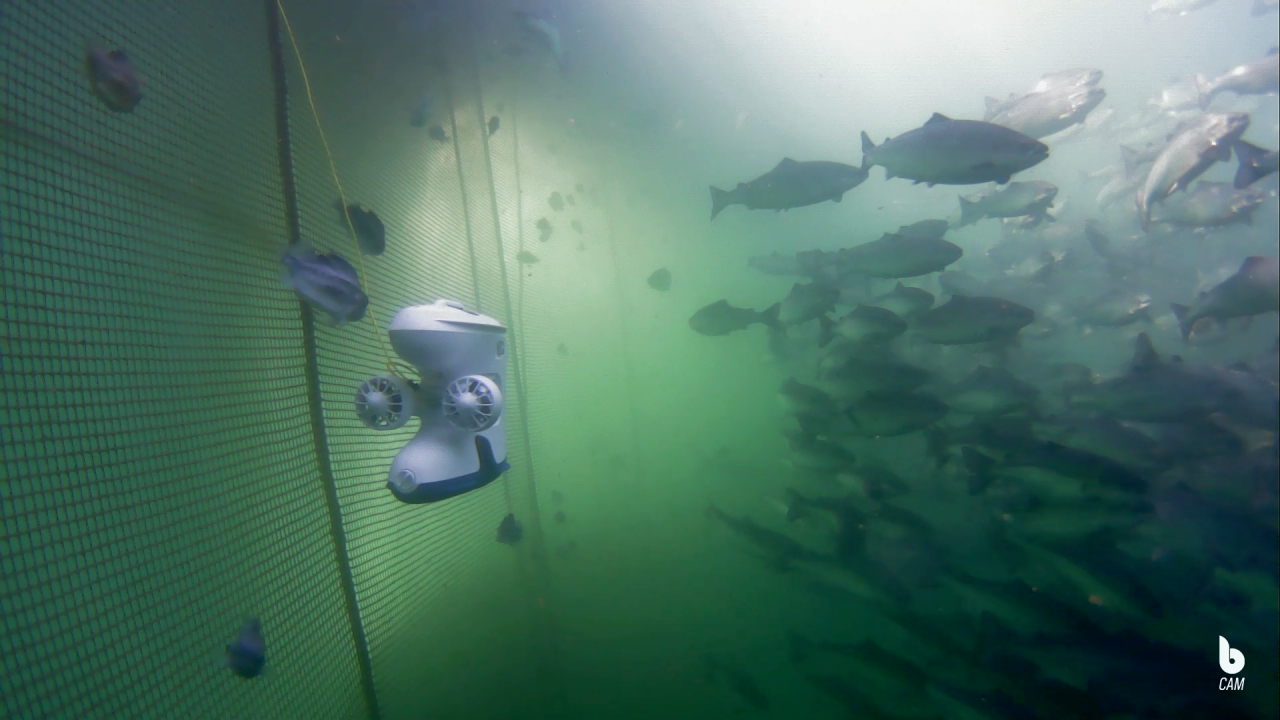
[{"x1": 1, "y1": 1, "x2": 562, "y2": 718}]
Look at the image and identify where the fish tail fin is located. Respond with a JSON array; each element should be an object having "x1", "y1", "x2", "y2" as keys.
[
  {"x1": 957, "y1": 196, "x2": 980, "y2": 227},
  {"x1": 1170, "y1": 303, "x2": 1195, "y2": 340},
  {"x1": 1194, "y1": 74, "x2": 1211, "y2": 110},
  {"x1": 1119, "y1": 145, "x2": 1141, "y2": 178},
  {"x1": 924, "y1": 426, "x2": 951, "y2": 469},
  {"x1": 817, "y1": 313, "x2": 835, "y2": 349},
  {"x1": 759, "y1": 302, "x2": 783, "y2": 331},
  {"x1": 982, "y1": 96, "x2": 1002, "y2": 121},
  {"x1": 1232, "y1": 140, "x2": 1265, "y2": 189},
  {"x1": 1085, "y1": 221, "x2": 1109, "y2": 257},
  {"x1": 859, "y1": 131, "x2": 876, "y2": 169},
  {"x1": 709, "y1": 185, "x2": 731, "y2": 221},
  {"x1": 783, "y1": 488, "x2": 809, "y2": 522}
]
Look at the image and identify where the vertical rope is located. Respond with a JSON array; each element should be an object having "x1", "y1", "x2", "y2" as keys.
[
  {"x1": 468, "y1": 13, "x2": 566, "y2": 714},
  {"x1": 601, "y1": 172, "x2": 647, "y2": 477},
  {"x1": 274, "y1": 0, "x2": 408, "y2": 380},
  {"x1": 265, "y1": 3, "x2": 380, "y2": 718},
  {"x1": 442, "y1": 68, "x2": 483, "y2": 312},
  {"x1": 472, "y1": 85, "x2": 533, "y2": 530},
  {"x1": 513, "y1": 106, "x2": 529, "y2": 387}
]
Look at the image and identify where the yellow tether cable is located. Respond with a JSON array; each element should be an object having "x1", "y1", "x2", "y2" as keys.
[{"x1": 277, "y1": 0, "x2": 415, "y2": 380}]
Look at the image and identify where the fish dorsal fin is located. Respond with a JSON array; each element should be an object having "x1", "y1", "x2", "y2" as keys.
[
  {"x1": 925, "y1": 113, "x2": 952, "y2": 126},
  {"x1": 1131, "y1": 332, "x2": 1160, "y2": 371},
  {"x1": 776, "y1": 157, "x2": 799, "y2": 170},
  {"x1": 894, "y1": 282, "x2": 906, "y2": 290},
  {"x1": 1240, "y1": 256, "x2": 1268, "y2": 272}
]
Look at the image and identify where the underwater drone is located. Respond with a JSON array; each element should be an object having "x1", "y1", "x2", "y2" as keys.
[{"x1": 354, "y1": 299, "x2": 509, "y2": 503}]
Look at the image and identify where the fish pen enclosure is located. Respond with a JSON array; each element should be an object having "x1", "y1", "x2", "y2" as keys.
[
  {"x1": 11, "y1": 1, "x2": 1280, "y2": 718},
  {"x1": 1, "y1": 1, "x2": 632, "y2": 718}
]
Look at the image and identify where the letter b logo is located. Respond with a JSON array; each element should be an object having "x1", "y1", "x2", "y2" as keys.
[{"x1": 1219, "y1": 636, "x2": 1245, "y2": 675}]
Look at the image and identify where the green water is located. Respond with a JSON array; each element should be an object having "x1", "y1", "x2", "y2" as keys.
[{"x1": 3, "y1": 0, "x2": 1279, "y2": 719}]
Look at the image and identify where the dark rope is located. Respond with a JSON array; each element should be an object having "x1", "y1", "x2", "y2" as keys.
[
  {"x1": 473, "y1": 78, "x2": 529, "y2": 523},
  {"x1": 513, "y1": 105, "x2": 528, "y2": 387},
  {"x1": 601, "y1": 182, "x2": 647, "y2": 476},
  {"x1": 469, "y1": 20, "x2": 567, "y2": 714},
  {"x1": 265, "y1": 3, "x2": 380, "y2": 718},
  {"x1": 443, "y1": 68, "x2": 483, "y2": 311}
]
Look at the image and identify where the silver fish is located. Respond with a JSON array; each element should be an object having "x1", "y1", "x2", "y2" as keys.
[
  {"x1": 1135, "y1": 112, "x2": 1250, "y2": 231},
  {"x1": 957, "y1": 181, "x2": 1058, "y2": 227},
  {"x1": 1171, "y1": 256, "x2": 1279, "y2": 339},
  {"x1": 1148, "y1": 0, "x2": 1219, "y2": 18},
  {"x1": 989, "y1": 85, "x2": 1107, "y2": 140},
  {"x1": 983, "y1": 68, "x2": 1103, "y2": 120},
  {"x1": 1149, "y1": 181, "x2": 1267, "y2": 229},
  {"x1": 1196, "y1": 48, "x2": 1279, "y2": 109}
]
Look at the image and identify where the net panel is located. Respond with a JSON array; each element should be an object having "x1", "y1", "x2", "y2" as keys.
[
  {"x1": 275, "y1": 3, "x2": 550, "y2": 717},
  {"x1": 1, "y1": 1, "x2": 366, "y2": 718}
]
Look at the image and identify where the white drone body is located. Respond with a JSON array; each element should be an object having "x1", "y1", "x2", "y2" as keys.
[{"x1": 354, "y1": 299, "x2": 509, "y2": 504}]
